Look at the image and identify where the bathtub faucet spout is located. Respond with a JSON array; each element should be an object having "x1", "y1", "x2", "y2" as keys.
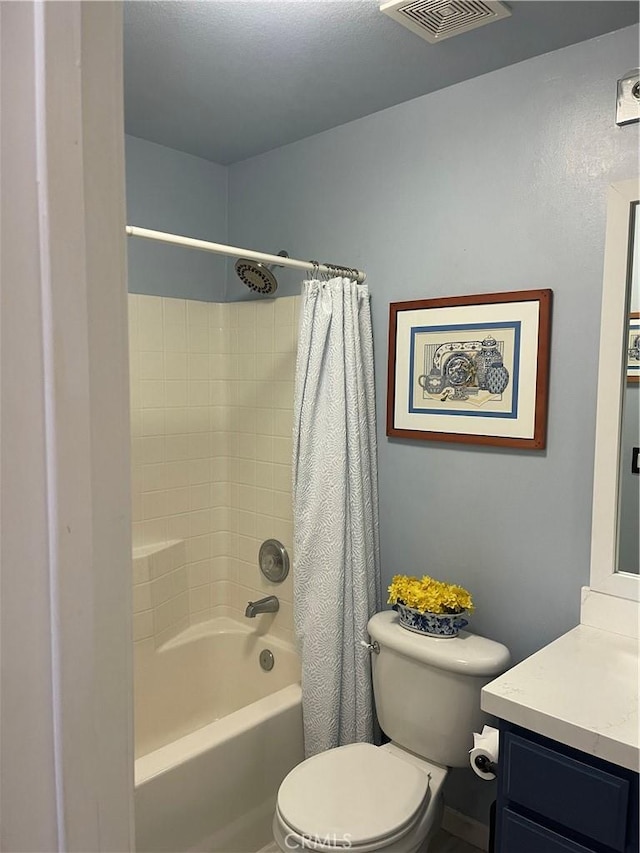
[{"x1": 245, "y1": 595, "x2": 279, "y2": 617}]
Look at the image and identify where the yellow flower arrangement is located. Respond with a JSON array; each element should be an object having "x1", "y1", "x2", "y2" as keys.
[{"x1": 387, "y1": 574, "x2": 474, "y2": 615}]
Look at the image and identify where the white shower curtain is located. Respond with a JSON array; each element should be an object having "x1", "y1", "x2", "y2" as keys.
[{"x1": 292, "y1": 277, "x2": 381, "y2": 758}]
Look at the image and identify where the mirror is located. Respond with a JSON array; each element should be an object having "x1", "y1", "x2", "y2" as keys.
[
  {"x1": 618, "y1": 204, "x2": 639, "y2": 574},
  {"x1": 590, "y1": 178, "x2": 640, "y2": 601}
]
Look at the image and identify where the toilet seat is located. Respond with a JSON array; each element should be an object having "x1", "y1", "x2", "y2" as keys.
[{"x1": 276, "y1": 743, "x2": 431, "y2": 851}]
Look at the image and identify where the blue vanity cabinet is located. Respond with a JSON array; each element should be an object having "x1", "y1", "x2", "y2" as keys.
[{"x1": 494, "y1": 722, "x2": 639, "y2": 853}]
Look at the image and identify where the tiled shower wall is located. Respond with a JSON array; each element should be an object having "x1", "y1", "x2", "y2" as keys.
[{"x1": 129, "y1": 293, "x2": 300, "y2": 643}]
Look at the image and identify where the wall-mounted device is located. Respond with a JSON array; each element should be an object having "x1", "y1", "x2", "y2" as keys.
[{"x1": 616, "y1": 69, "x2": 640, "y2": 126}]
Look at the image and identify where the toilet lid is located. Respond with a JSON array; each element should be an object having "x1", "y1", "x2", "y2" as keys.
[{"x1": 277, "y1": 744, "x2": 430, "y2": 847}]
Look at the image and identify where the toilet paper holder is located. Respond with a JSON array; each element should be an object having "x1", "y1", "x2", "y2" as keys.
[{"x1": 474, "y1": 754, "x2": 498, "y2": 776}]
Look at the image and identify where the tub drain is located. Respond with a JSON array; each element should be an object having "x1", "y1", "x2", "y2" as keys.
[{"x1": 259, "y1": 649, "x2": 275, "y2": 671}]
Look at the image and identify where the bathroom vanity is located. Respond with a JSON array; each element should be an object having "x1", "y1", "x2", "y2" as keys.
[{"x1": 482, "y1": 625, "x2": 639, "y2": 853}]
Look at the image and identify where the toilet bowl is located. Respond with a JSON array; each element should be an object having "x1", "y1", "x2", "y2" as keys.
[
  {"x1": 273, "y1": 743, "x2": 447, "y2": 853},
  {"x1": 273, "y1": 611, "x2": 510, "y2": 853}
]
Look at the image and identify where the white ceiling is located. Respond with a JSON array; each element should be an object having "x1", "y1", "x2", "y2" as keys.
[{"x1": 123, "y1": 1, "x2": 639, "y2": 165}]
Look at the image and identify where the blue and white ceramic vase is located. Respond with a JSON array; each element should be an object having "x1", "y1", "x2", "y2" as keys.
[
  {"x1": 485, "y1": 363, "x2": 509, "y2": 395},
  {"x1": 395, "y1": 603, "x2": 469, "y2": 638}
]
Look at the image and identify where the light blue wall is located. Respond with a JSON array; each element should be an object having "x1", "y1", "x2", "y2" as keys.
[
  {"x1": 226, "y1": 26, "x2": 639, "y2": 820},
  {"x1": 228, "y1": 25, "x2": 638, "y2": 653},
  {"x1": 125, "y1": 135, "x2": 228, "y2": 301}
]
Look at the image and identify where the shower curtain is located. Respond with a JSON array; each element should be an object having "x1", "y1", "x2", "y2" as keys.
[{"x1": 292, "y1": 277, "x2": 380, "y2": 758}]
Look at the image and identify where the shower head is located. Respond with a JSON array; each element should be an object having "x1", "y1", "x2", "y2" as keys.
[{"x1": 234, "y1": 250, "x2": 289, "y2": 295}]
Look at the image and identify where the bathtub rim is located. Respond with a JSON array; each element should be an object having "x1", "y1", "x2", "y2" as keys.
[{"x1": 150, "y1": 614, "x2": 297, "y2": 655}]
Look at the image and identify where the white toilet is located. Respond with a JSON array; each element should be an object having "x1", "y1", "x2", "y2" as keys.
[{"x1": 273, "y1": 610, "x2": 510, "y2": 853}]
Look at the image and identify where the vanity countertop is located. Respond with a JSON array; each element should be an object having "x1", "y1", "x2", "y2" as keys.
[{"x1": 481, "y1": 624, "x2": 639, "y2": 772}]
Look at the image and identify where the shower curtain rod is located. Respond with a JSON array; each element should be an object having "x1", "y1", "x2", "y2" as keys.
[{"x1": 125, "y1": 226, "x2": 367, "y2": 284}]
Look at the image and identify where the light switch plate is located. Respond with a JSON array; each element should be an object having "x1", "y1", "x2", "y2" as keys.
[{"x1": 616, "y1": 69, "x2": 640, "y2": 126}]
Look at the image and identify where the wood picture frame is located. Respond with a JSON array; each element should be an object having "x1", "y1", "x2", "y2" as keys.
[{"x1": 387, "y1": 289, "x2": 553, "y2": 449}]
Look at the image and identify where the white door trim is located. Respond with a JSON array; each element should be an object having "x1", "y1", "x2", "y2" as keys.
[{"x1": 1, "y1": 2, "x2": 134, "y2": 849}]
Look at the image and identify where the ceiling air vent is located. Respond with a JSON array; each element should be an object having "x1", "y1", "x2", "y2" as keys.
[{"x1": 380, "y1": 0, "x2": 511, "y2": 44}]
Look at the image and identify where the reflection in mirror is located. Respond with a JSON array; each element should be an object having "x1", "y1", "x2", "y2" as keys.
[
  {"x1": 618, "y1": 203, "x2": 639, "y2": 574},
  {"x1": 591, "y1": 179, "x2": 639, "y2": 601}
]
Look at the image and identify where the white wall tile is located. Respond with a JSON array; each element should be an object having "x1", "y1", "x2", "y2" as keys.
[
  {"x1": 138, "y1": 295, "x2": 163, "y2": 325},
  {"x1": 190, "y1": 483, "x2": 210, "y2": 510},
  {"x1": 188, "y1": 380, "x2": 209, "y2": 407},
  {"x1": 188, "y1": 325, "x2": 209, "y2": 353},
  {"x1": 273, "y1": 464, "x2": 291, "y2": 493},
  {"x1": 164, "y1": 407, "x2": 189, "y2": 435},
  {"x1": 187, "y1": 534, "x2": 210, "y2": 563},
  {"x1": 140, "y1": 380, "x2": 165, "y2": 409},
  {"x1": 187, "y1": 353, "x2": 209, "y2": 381},
  {"x1": 165, "y1": 380, "x2": 188, "y2": 408},
  {"x1": 139, "y1": 324, "x2": 164, "y2": 352},
  {"x1": 273, "y1": 436, "x2": 292, "y2": 465},
  {"x1": 142, "y1": 490, "x2": 167, "y2": 521},
  {"x1": 164, "y1": 351, "x2": 188, "y2": 380},
  {"x1": 142, "y1": 409, "x2": 165, "y2": 437},
  {"x1": 277, "y1": 297, "x2": 297, "y2": 325},
  {"x1": 209, "y1": 302, "x2": 223, "y2": 328},
  {"x1": 132, "y1": 555, "x2": 150, "y2": 585},
  {"x1": 133, "y1": 611, "x2": 154, "y2": 642},
  {"x1": 237, "y1": 328, "x2": 256, "y2": 355},
  {"x1": 189, "y1": 585, "x2": 210, "y2": 613},
  {"x1": 163, "y1": 297, "x2": 186, "y2": 326},
  {"x1": 187, "y1": 407, "x2": 210, "y2": 434},
  {"x1": 256, "y1": 435, "x2": 273, "y2": 462},
  {"x1": 255, "y1": 327, "x2": 274, "y2": 354},
  {"x1": 166, "y1": 487, "x2": 190, "y2": 516},
  {"x1": 237, "y1": 302, "x2": 256, "y2": 328},
  {"x1": 164, "y1": 324, "x2": 187, "y2": 352},
  {"x1": 274, "y1": 409, "x2": 293, "y2": 437},
  {"x1": 187, "y1": 299, "x2": 210, "y2": 327},
  {"x1": 129, "y1": 292, "x2": 296, "y2": 635},
  {"x1": 255, "y1": 299, "x2": 275, "y2": 327},
  {"x1": 133, "y1": 583, "x2": 152, "y2": 614},
  {"x1": 166, "y1": 513, "x2": 190, "y2": 541},
  {"x1": 189, "y1": 509, "x2": 210, "y2": 538},
  {"x1": 165, "y1": 435, "x2": 190, "y2": 462},
  {"x1": 139, "y1": 436, "x2": 164, "y2": 464},
  {"x1": 273, "y1": 490, "x2": 292, "y2": 521},
  {"x1": 210, "y1": 557, "x2": 228, "y2": 583},
  {"x1": 164, "y1": 461, "x2": 191, "y2": 489},
  {"x1": 139, "y1": 351, "x2": 164, "y2": 380},
  {"x1": 188, "y1": 560, "x2": 211, "y2": 588}
]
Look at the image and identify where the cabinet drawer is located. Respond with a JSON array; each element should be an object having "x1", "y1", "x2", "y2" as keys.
[
  {"x1": 501, "y1": 732, "x2": 630, "y2": 852},
  {"x1": 499, "y1": 808, "x2": 597, "y2": 853}
]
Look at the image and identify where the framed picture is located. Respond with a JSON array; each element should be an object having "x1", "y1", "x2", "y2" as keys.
[
  {"x1": 387, "y1": 289, "x2": 553, "y2": 449},
  {"x1": 627, "y1": 312, "x2": 639, "y2": 384}
]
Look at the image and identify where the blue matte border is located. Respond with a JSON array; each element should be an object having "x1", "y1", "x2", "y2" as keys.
[{"x1": 407, "y1": 321, "x2": 521, "y2": 418}]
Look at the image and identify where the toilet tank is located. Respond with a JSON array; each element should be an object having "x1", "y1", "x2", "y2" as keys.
[{"x1": 368, "y1": 611, "x2": 510, "y2": 768}]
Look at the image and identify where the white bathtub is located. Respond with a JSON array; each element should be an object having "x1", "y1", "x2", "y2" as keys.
[{"x1": 134, "y1": 618, "x2": 303, "y2": 853}]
